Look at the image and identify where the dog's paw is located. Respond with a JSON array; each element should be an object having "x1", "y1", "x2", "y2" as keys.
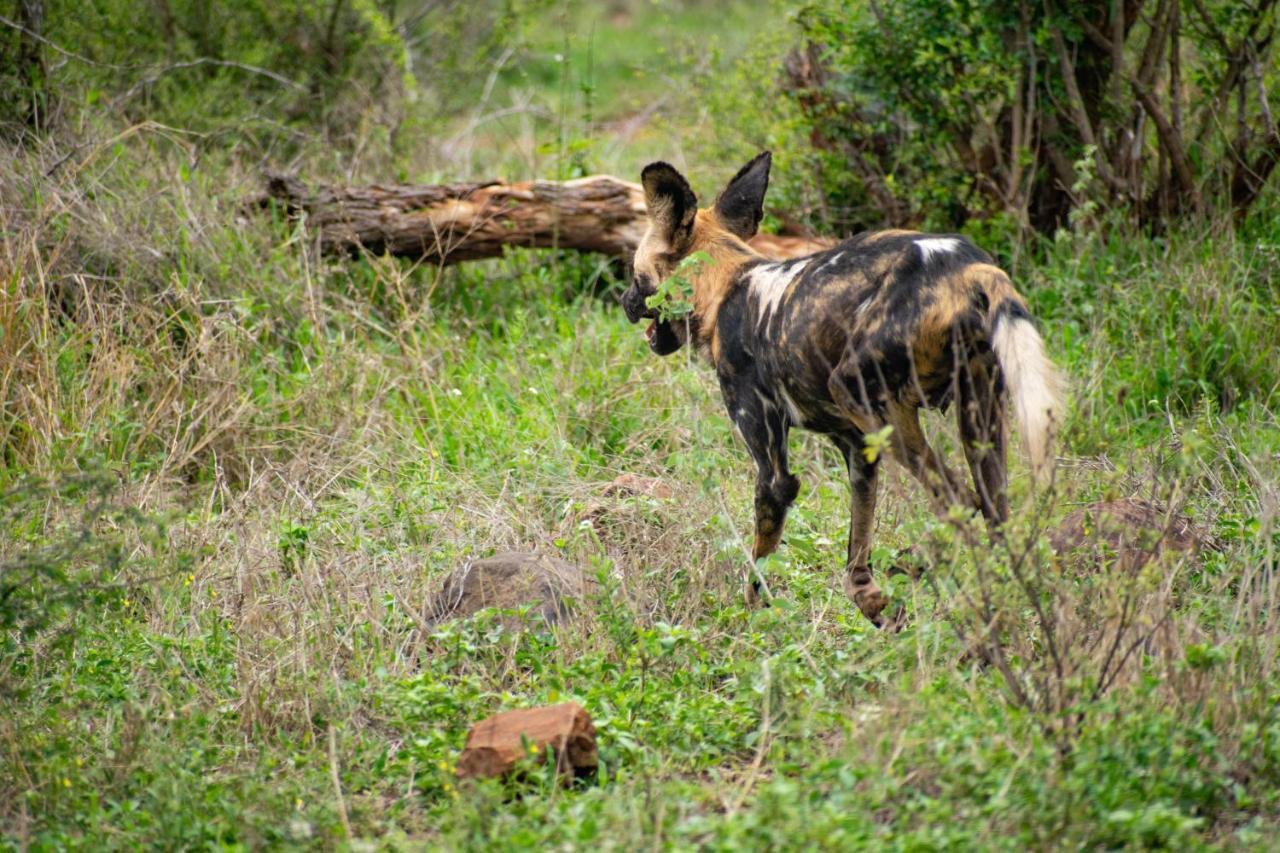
[{"x1": 842, "y1": 567, "x2": 888, "y2": 624}]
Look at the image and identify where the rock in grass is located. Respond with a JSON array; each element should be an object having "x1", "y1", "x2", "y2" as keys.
[
  {"x1": 456, "y1": 702, "x2": 598, "y2": 781},
  {"x1": 1049, "y1": 499, "x2": 1212, "y2": 571},
  {"x1": 423, "y1": 551, "x2": 594, "y2": 629},
  {"x1": 577, "y1": 472, "x2": 675, "y2": 528},
  {"x1": 603, "y1": 473, "x2": 674, "y2": 500}
]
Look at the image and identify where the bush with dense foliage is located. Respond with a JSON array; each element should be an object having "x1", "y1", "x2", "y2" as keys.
[{"x1": 782, "y1": 0, "x2": 1280, "y2": 234}]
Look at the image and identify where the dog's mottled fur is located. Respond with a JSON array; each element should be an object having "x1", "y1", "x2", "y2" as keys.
[{"x1": 621, "y1": 152, "x2": 1062, "y2": 625}]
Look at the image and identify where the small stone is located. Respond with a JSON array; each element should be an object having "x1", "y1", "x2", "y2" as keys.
[
  {"x1": 456, "y1": 702, "x2": 598, "y2": 781},
  {"x1": 604, "y1": 473, "x2": 674, "y2": 500}
]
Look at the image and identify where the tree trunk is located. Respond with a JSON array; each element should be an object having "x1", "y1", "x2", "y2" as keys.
[{"x1": 251, "y1": 173, "x2": 832, "y2": 264}]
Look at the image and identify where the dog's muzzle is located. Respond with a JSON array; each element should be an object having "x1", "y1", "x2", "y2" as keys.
[
  {"x1": 621, "y1": 282, "x2": 686, "y2": 355},
  {"x1": 621, "y1": 285, "x2": 654, "y2": 324}
]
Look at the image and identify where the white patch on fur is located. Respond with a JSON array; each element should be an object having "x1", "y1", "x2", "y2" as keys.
[
  {"x1": 751, "y1": 261, "x2": 808, "y2": 332},
  {"x1": 915, "y1": 237, "x2": 961, "y2": 262},
  {"x1": 823, "y1": 251, "x2": 844, "y2": 271},
  {"x1": 992, "y1": 315, "x2": 1064, "y2": 485}
]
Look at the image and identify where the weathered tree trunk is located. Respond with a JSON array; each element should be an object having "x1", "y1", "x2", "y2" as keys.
[{"x1": 251, "y1": 173, "x2": 831, "y2": 264}]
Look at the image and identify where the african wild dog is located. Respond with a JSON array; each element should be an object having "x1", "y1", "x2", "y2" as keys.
[{"x1": 620, "y1": 152, "x2": 1063, "y2": 626}]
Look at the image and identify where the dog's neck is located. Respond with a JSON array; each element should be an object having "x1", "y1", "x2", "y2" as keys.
[{"x1": 686, "y1": 213, "x2": 762, "y2": 362}]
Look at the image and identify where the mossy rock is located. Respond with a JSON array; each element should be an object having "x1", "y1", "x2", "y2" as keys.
[
  {"x1": 1049, "y1": 499, "x2": 1212, "y2": 572},
  {"x1": 424, "y1": 551, "x2": 596, "y2": 629}
]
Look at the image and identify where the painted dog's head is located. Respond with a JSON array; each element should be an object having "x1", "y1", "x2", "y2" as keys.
[{"x1": 621, "y1": 151, "x2": 772, "y2": 355}]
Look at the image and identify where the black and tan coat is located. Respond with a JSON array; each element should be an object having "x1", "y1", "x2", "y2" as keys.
[{"x1": 621, "y1": 152, "x2": 1062, "y2": 626}]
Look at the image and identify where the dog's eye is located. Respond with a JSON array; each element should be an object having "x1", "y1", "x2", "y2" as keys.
[{"x1": 635, "y1": 273, "x2": 652, "y2": 290}]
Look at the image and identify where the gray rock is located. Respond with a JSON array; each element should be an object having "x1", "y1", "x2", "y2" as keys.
[
  {"x1": 1049, "y1": 499, "x2": 1213, "y2": 572},
  {"x1": 424, "y1": 551, "x2": 595, "y2": 629}
]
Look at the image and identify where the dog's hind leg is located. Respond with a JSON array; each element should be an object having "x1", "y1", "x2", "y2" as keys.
[
  {"x1": 885, "y1": 401, "x2": 982, "y2": 517},
  {"x1": 957, "y1": 359, "x2": 1009, "y2": 528},
  {"x1": 833, "y1": 434, "x2": 892, "y2": 627}
]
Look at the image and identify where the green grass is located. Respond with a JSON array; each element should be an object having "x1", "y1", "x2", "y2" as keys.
[
  {"x1": 4, "y1": 1, "x2": 1280, "y2": 849},
  {"x1": 513, "y1": 0, "x2": 768, "y2": 119},
  {"x1": 5, "y1": 198, "x2": 1279, "y2": 846}
]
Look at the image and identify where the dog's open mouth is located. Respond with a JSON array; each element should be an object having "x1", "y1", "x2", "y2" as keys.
[{"x1": 644, "y1": 318, "x2": 686, "y2": 356}]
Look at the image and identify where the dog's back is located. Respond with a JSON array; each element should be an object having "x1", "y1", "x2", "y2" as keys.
[{"x1": 731, "y1": 231, "x2": 1018, "y2": 425}]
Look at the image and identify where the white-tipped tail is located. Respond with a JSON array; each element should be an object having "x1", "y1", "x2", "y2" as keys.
[{"x1": 992, "y1": 314, "x2": 1063, "y2": 485}]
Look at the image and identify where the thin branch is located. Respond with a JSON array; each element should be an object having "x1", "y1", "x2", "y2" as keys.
[
  {"x1": 1135, "y1": 0, "x2": 1174, "y2": 90},
  {"x1": 1170, "y1": 0, "x2": 1183, "y2": 138},
  {"x1": 1110, "y1": 0, "x2": 1125, "y2": 105},
  {"x1": 1188, "y1": 0, "x2": 1279, "y2": 144},
  {"x1": 1048, "y1": 24, "x2": 1127, "y2": 196},
  {"x1": 118, "y1": 58, "x2": 308, "y2": 102},
  {"x1": 0, "y1": 12, "x2": 131, "y2": 69}
]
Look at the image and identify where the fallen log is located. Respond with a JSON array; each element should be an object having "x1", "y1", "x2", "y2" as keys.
[{"x1": 250, "y1": 173, "x2": 833, "y2": 264}]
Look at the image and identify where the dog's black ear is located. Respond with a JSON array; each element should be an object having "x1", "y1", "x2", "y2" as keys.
[
  {"x1": 641, "y1": 161, "x2": 698, "y2": 249},
  {"x1": 714, "y1": 151, "x2": 771, "y2": 240}
]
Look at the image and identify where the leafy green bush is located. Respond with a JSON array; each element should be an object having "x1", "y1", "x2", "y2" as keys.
[
  {"x1": 782, "y1": 0, "x2": 1280, "y2": 234},
  {"x1": 1024, "y1": 225, "x2": 1280, "y2": 431}
]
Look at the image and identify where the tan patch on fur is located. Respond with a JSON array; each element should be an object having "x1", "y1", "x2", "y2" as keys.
[
  {"x1": 967, "y1": 263, "x2": 1022, "y2": 308},
  {"x1": 686, "y1": 211, "x2": 758, "y2": 362},
  {"x1": 908, "y1": 264, "x2": 1028, "y2": 401},
  {"x1": 863, "y1": 229, "x2": 919, "y2": 243}
]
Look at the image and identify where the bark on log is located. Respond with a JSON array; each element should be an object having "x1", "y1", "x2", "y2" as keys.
[
  {"x1": 251, "y1": 173, "x2": 831, "y2": 264},
  {"x1": 456, "y1": 702, "x2": 598, "y2": 781}
]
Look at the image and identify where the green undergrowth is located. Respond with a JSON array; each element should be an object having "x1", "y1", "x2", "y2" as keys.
[{"x1": 4, "y1": 149, "x2": 1278, "y2": 845}]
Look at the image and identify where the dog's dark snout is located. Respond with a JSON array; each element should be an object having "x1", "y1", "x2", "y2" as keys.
[
  {"x1": 621, "y1": 286, "x2": 645, "y2": 323},
  {"x1": 621, "y1": 275, "x2": 657, "y2": 323}
]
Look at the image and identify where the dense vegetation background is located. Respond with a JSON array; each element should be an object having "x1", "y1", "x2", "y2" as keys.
[{"x1": 2, "y1": 0, "x2": 1279, "y2": 848}]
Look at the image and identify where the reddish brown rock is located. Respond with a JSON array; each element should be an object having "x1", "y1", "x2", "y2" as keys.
[
  {"x1": 576, "y1": 473, "x2": 675, "y2": 528},
  {"x1": 604, "y1": 473, "x2": 674, "y2": 500},
  {"x1": 456, "y1": 702, "x2": 598, "y2": 781}
]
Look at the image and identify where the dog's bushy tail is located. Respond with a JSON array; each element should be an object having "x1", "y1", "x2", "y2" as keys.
[{"x1": 984, "y1": 277, "x2": 1063, "y2": 486}]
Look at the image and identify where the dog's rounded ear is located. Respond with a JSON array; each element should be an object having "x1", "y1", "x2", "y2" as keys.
[
  {"x1": 713, "y1": 151, "x2": 771, "y2": 240},
  {"x1": 641, "y1": 161, "x2": 697, "y2": 249}
]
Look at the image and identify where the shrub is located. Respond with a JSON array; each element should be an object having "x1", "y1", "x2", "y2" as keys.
[{"x1": 781, "y1": 0, "x2": 1280, "y2": 234}]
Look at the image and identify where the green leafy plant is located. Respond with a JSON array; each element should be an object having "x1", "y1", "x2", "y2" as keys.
[{"x1": 644, "y1": 251, "x2": 710, "y2": 322}]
